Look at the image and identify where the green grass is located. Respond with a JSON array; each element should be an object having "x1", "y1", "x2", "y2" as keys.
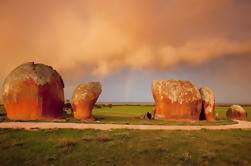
[
  {"x1": 92, "y1": 106, "x2": 251, "y2": 125},
  {"x1": 1, "y1": 105, "x2": 251, "y2": 125},
  {"x1": 0, "y1": 105, "x2": 251, "y2": 165},
  {"x1": 91, "y1": 106, "x2": 237, "y2": 125},
  {"x1": 0, "y1": 128, "x2": 251, "y2": 166}
]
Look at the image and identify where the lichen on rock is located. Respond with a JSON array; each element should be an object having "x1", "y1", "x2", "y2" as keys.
[
  {"x1": 152, "y1": 79, "x2": 201, "y2": 105},
  {"x1": 152, "y1": 79, "x2": 202, "y2": 121},
  {"x1": 227, "y1": 105, "x2": 247, "y2": 120},
  {"x1": 2, "y1": 62, "x2": 64, "y2": 120},
  {"x1": 71, "y1": 82, "x2": 102, "y2": 121}
]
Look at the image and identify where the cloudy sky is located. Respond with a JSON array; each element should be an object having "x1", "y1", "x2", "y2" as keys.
[{"x1": 0, "y1": 0, "x2": 251, "y2": 103}]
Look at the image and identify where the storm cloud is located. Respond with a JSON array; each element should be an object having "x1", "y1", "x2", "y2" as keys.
[{"x1": 0, "y1": 0, "x2": 251, "y2": 102}]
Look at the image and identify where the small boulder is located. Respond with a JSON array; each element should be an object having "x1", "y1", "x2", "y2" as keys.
[
  {"x1": 226, "y1": 105, "x2": 247, "y2": 120},
  {"x1": 140, "y1": 112, "x2": 152, "y2": 120},
  {"x1": 71, "y1": 82, "x2": 102, "y2": 121},
  {"x1": 199, "y1": 87, "x2": 215, "y2": 121},
  {"x1": 152, "y1": 79, "x2": 202, "y2": 121}
]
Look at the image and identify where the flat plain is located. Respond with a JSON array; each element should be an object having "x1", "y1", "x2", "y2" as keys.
[
  {"x1": 0, "y1": 104, "x2": 251, "y2": 166},
  {"x1": 0, "y1": 128, "x2": 251, "y2": 166},
  {"x1": 1, "y1": 104, "x2": 251, "y2": 125}
]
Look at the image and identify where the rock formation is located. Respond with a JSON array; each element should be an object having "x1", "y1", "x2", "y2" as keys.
[
  {"x1": 1, "y1": 62, "x2": 64, "y2": 120},
  {"x1": 199, "y1": 87, "x2": 215, "y2": 121},
  {"x1": 71, "y1": 82, "x2": 102, "y2": 121},
  {"x1": 152, "y1": 79, "x2": 202, "y2": 121},
  {"x1": 226, "y1": 105, "x2": 247, "y2": 120}
]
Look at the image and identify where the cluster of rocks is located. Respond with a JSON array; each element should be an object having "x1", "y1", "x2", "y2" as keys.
[
  {"x1": 1, "y1": 62, "x2": 101, "y2": 121},
  {"x1": 151, "y1": 79, "x2": 214, "y2": 121},
  {"x1": 1, "y1": 62, "x2": 248, "y2": 122},
  {"x1": 151, "y1": 79, "x2": 248, "y2": 121}
]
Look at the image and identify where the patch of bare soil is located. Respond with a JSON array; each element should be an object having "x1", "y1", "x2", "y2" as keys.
[{"x1": 0, "y1": 120, "x2": 251, "y2": 130}]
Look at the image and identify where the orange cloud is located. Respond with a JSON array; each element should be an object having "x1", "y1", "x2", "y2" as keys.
[{"x1": 0, "y1": 0, "x2": 251, "y2": 80}]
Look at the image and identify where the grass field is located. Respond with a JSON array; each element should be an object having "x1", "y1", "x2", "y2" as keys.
[
  {"x1": 91, "y1": 106, "x2": 240, "y2": 125},
  {"x1": 0, "y1": 128, "x2": 251, "y2": 166},
  {"x1": 1, "y1": 104, "x2": 251, "y2": 125},
  {"x1": 0, "y1": 105, "x2": 251, "y2": 165}
]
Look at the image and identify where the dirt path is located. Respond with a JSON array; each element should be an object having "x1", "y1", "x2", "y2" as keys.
[{"x1": 0, "y1": 120, "x2": 251, "y2": 130}]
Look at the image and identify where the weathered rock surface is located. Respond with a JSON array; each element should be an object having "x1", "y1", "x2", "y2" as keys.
[
  {"x1": 151, "y1": 107, "x2": 156, "y2": 120},
  {"x1": 152, "y1": 79, "x2": 202, "y2": 121},
  {"x1": 71, "y1": 82, "x2": 102, "y2": 121},
  {"x1": 1, "y1": 62, "x2": 64, "y2": 120},
  {"x1": 199, "y1": 87, "x2": 215, "y2": 121},
  {"x1": 227, "y1": 105, "x2": 247, "y2": 120}
]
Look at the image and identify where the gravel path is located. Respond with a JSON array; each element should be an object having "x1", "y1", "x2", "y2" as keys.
[{"x1": 0, "y1": 120, "x2": 251, "y2": 130}]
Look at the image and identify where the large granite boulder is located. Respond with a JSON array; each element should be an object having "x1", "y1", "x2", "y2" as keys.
[
  {"x1": 152, "y1": 79, "x2": 202, "y2": 121},
  {"x1": 71, "y1": 82, "x2": 102, "y2": 121},
  {"x1": 199, "y1": 87, "x2": 215, "y2": 121},
  {"x1": 1, "y1": 62, "x2": 64, "y2": 120},
  {"x1": 226, "y1": 105, "x2": 247, "y2": 120}
]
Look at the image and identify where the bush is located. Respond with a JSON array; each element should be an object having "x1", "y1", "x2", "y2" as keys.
[
  {"x1": 94, "y1": 104, "x2": 102, "y2": 109},
  {"x1": 64, "y1": 103, "x2": 72, "y2": 110}
]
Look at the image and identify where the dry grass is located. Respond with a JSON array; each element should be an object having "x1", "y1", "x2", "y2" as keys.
[{"x1": 58, "y1": 138, "x2": 76, "y2": 152}]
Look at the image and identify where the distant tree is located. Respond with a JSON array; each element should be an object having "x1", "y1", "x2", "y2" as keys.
[{"x1": 94, "y1": 104, "x2": 102, "y2": 109}]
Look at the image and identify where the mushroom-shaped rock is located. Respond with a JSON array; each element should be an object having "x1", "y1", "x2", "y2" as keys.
[
  {"x1": 152, "y1": 79, "x2": 202, "y2": 121},
  {"x1": 1, "y1": 62, "x2": 64, "y2": 120},
  {"x1": 71, "y1": 82, "x2": 102, "y2": 121},
  {"x1": 226, "y1": 105, "x2": 247, "y2": 120},
  {"x1": 199, "y1": 87, "x2": 215, "y2": 121}
]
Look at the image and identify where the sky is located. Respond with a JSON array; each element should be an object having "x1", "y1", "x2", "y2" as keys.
[{"x1": 0, "y1": 0, "x2": 251, "y2": 103}]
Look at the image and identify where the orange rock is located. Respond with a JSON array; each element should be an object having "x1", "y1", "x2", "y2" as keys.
[
  {"x1": 227, "y1": 105, "x2": 247, "y2": 120},
  {"x1": 199, "y1": 87, "x2": 215, "y2": 121},
  {"x1": 1, "y1": 62, "x2": 64, "y2": 120},
  {"x1": 71, "y1": 82, "x2": 102, "y2": 121},
  {"x1": 152, "y1": 79, "x2": 202, "y2": 121}
]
